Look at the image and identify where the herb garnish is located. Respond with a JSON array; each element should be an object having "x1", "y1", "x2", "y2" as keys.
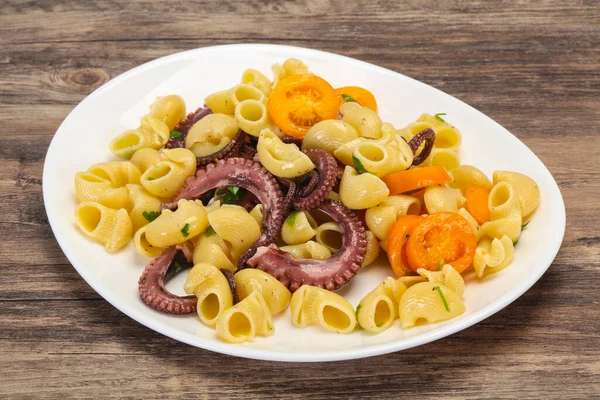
[
  {"x1": 205, "y1": 226, "x2": 216, "y2": 237},
  {"x1": 170, "y1": 130, "x2": 182, "y2": 139},
  {"x1": 147, "y1": 177, "x2": 155, "y2": 181},
  {"x1": 355, "y1": 304, "x2": 362, "y2": 317},
  {"x1": 216, "y1": 186, "x2": 243, "y2": 204},
  {"x1": 436, "y1": 260, "x2": 444, "y2": 271},
  {"x1": 521, "y1": 221, "x2": 530, "y2": 230},
  {"x1": 142, "y1": 210, "x2": 161, "y2": 222},
  {"x1": 352, "y1": 155, "x2": 368, "y2": 174},
  {"x1": 434, "y1": 285, "x2": 451, "y2": 312},
  {"x1": 173, "y1": 261, "x2": 182, "y2": 273},
  {"x1": 341, "y1": 94, "x2": 357, "y2": 103},
  {"x1": 286, "y1": 211, "x2": 300, "y2": 227},
  {"x1": 181, "y1": 223, "x2": 190, "y2": 238},
  {"x1": 434, "y1": 113, "x2": 446, "y2": 122}
]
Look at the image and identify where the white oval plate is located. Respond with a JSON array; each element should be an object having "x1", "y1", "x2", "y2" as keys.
[{"x1": 43, "y1": 44, "x2": 565, "y2": 362}]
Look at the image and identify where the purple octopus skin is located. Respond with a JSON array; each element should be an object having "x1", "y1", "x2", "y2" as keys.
[
  {"x1": 139, "y1": 246, "x2": 196, "y2": 314},
  {"x1": 292, "y1": 149, "x2": 338, "y2": 210},
  {"x1": 163, "y1": 157, "x2": 289, "y2": 269},
  {"x1": 280, "y1": 135, "x2": 303, "y2": 147},
  {"x1": 165, "y1": 106, "x2": 212, "y2": 149},
  {"x1": 239, "y1": 141, "x2": 258, "y2": 160},
  {"x1": 194, "y1": 129, "x2": 247, "y2": 167},
  {"x1": 220, "y1": 269, "x2": 239, "y2": 304},
  {"x1": 409, "y1": 128, "x2": 436, "y2": 166},
  {"x1": 247, "y1": 200, "x2": 367, "y2": 292}
]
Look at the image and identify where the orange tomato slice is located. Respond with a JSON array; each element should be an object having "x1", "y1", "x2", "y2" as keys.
[
  {"x1": 268, "y1": 74, "x2": 340, "y2": 138},
  {"x1": 465, "y1": 184, "x2": 491, "y2": 224},
  {"x1": 382, "y1": 166, "x2": 451, "y2": 195},
  {"x1": 335, "y1": 86, "x2": 378, "y2": 111},
  {"x1": 387, "y1": 215, "x2": 425, "y2": 277},
  {"x1": 406, "y1": 212, "x2": 476, "y2": 273}
]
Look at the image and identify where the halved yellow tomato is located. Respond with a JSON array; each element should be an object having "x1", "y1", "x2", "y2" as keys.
[
  {"x1": 335, "y1": 86, "x2": 378, "y2": 111},
  {"x1": 267, "y1": 74, "x2": 340, "y2": 138}
]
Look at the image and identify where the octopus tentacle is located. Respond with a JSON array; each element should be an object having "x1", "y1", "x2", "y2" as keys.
[
  {"x1": 292, "y1": 149, "x2": 338, "y2": 210},
  {"x1": 163, "y1": 158, "x2": 289, "y2": 269},
  {"x1": 195, "y1": 129, "x2": 246, "y2": 167},
  {"x1": 165, "y1": 106, "x2": 212, "y2": 149},
  {"x1": 296, "y1": 170, "x2": 319, "y2": 198},
  {"x1": 281, "y1": 135, "x2": 303, "y2": 147},
  {"x1": 409, "y1": 128, "x2": 436, "y2": 166},
  {"x1": 220, "y1": 269, "x2": 239, "y2": 304},
  {"x1": 239, "y1": 141, "x2": 258, "y2": 160},
  {"x1": 138, "y1": 246, "x2": 196, "y2": 314},
  {"x1": 247, "y1": 200, "x2": 367, "y2": 292}
]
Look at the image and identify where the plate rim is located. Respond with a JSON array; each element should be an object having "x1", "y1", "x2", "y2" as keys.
[{"x1": 42, "y1": 43, "x2": 566, "y2": 362}]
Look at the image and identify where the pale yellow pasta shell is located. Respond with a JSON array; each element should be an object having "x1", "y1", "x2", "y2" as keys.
[
  {"x1": 257, "y1": 129, "x2": 315, "y2": 178},
  {"x1": 75, "y1": 202, "x2": 132, "y2": 253},
  {"x1": 280, "y1": 241, "x2": 332, "y2": 261},
  {"x1": 130, "y1": 148, "x2": 162, "y2": 173},
  {"x1": 424, "y1": 186, "x2": 466, "y2": 214},
  {"x1": 473, "y1": 236, "x2": 515, "y2": 278},
  {"x1": 231, "y1": 84, "x2": 266, "y2": 107},
  {"x1": 481, "y1": 216, "x2": 522, "y2": 243},
  {"x1": 132, "y1": 225, "x2": 162, "y2": 257},
  {"x1": 234, "y1": 99, "x2": 274, "y2": 137},
  {"x1": 362, "y1": 231, "x2": 380, "y2": 267},
  {"x1": 356, "y1": 277, "x2": 398, "y2": 333},
  {"x1": 417, "y1": 264, "x2": 465, "y2": 297},
  {"x1": 193, "y1": 232, "x2": 235, "y2": 272},
  {"x1": 314, "y1": 222, "x2": 343, "y2": 253},
  {"x1": 399, "y1": 282, "x2": 466, "y2": 328},
  {"x1": 149, "y1": 94, "x2": 186, "y2": 131},
  {"x1": 493, "y1": 170, "x2": 540, "y2": 222},
  {"x1": 185, "y1": 113, "x2": 238, "y2": 157},
  {"x1": 241, "y1": 68, "x2": 272, "y2": 95},
  {"x1": 302, "y1": 120, "x2": 359, "y2": 155},
  {"x1": 126, "y1": 184, "x2": 162, "y2": 232},
  {"x1": 204, "y1": 89, "x2": 235, "y2": 115},
  {"x1": 457, "y1": 207, "x2": 483, "y2": 242},
  {"x1": 488, "y1": 181, "x2": 522, "y2": 220},
  {"x1": 433, "y1": 125, "x2": 462, "y2": 151},
  {"x1": 281, "y1": 211, "x2": 317, "y2": 245},
  {"x1": 449, "y1": 165, "x2": 492, "y2": 192},
  {"x1": 216, "y1": 291, "x2": 274, "y2": 343},
  {"x1": 185, "y1": 263, "x2": 233, "y2": 327},
  {"x1": 339, "y1": 166, "x2": 389, "y2": 210},
  {"x1": 208, "y1": 205, "x2": 261, "y2": 261},
  {"x1": 249, "y1": 204, "x2": 264, "y2": 226},
  {"x1": 340, "y1": 102, "x2": 382, "y2": 139},
  {"x1": 234, "y1": 269, "x2": 291, "y2": 315},
  {"x1": 333, "y1": 137, "x2": 368, "y2": 166},
  {"x1": 144, "y1": 199, "x2": 209, "y2": 247},
  {"x1": 74, "y1": 172, "x2": 129, "y2": 209},
  {"x1": 427, "y1": 148, "x2": 460, "y2": 171},
  {"x1": 290, "y1": 285, "x2": 356, "y2": 333}
]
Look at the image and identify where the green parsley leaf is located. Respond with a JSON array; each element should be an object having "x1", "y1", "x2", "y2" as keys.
[
  {"x1": 521, "y1": 221, "x2": 530, "y2": 230},
  {"x1": 352, "y1": 155, "x2": 368, "y2": 174},
  {"x1": 173, "y1": 261, "x2": 182, "y2": 273},
  {"x1": 376, "y1": 322, "x2": 385, "y2": 328},
  {"x1": 355, "y1": 304, "x2": 362, "y2": 317},
  {"x1": 434, "y1": 285, "x2": 451, "y2": 312},
  {"x1": 181, "y1": 223, "x2": 190, "y2": 238},
  {"x1": 216, "y1": 186, "x2": 243, "y2": 204},
  {"x1": 286, "y1": 211, "x2": 300, "y2": 227},
  {"x1": 436, "y1": 260, "x2": 444, "y2": 271},
  {"x1": 434, "y1": 113, "x2": 446, "y2": 122},
  {"x1": 341, "y1": 93, "x2": 357, "y2": 103},
  {"x1": 142, "y1": 210, "x2": 161, "y2": 222},
  {"x1": 513, "y1": 239, "x2": 519, "y2": 246},
  {"x1": 205, "y1": 226, "x2": 216, "y2": 237},
  {"x1": 170, "y1": 130, "x2": 182, "y2": 139},
  {"x1": 147, "y1": 177, "x2": 155, "y2": 181}
]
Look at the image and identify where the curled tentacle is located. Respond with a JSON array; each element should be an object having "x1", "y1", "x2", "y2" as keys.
[
  {"x1": 281, "y1": 135, "x2": 303, "y2": 147},
  {"x1": 220, "y1": 269, "x2": 239, "y2": 304},
  {"x1": 247, "y1": 200, "x2": 367, "y2": 292},
  {"x1": 292, "y1": 149, "x2": 338, "y2": 210},
  {"x1": 165, "y1": 106, "x2": 212, "y2": 149},
  {"x1": 139, "y1": 247, "x2": 196, "y2": 314},
  {"x1": 239, "y1": 141, "x2": 258, "y2": 160},
  {"x1": 195, "y1": 129, "x2": 246, "y2": 167},
  {"x1": 409, "y1": 128, "x2": 436, "y2": 166},
  {"x1": 162, "y1": 158, "x2": 289, "y2": 270},
  {"x1": 296, "y1": 170, "x2": 319, "y2": 198}
]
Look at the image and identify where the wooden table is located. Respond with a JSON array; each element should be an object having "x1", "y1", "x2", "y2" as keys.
[{"x1": 1, "y1": 1, "x2": 598, "y2": 398}]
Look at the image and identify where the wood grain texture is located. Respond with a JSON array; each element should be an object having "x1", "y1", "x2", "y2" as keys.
[{"x1": 1, "y1": 0, "x2": 599, "y2": 398}]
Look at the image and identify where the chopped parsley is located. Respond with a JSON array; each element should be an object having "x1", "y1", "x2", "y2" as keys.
[
  {"x1": 142, "y1": 210, "x2": 161, "y2": 222},
  {"x1": 341, "y1": 93, "x2": 357, "y2": 103},
  {"x1": 181, "y1": 223, "x2": 190, "y2": 238},
  {"x1": 286, "y1": 211, "x2": 300, "y2": 227},
  {"x1": 205, "y1": 226, "x2": 216, "y2": 237},
  {"x1": 434, "y1": 113, "x2": 446, "y2": 122},
  {"x1": 521, "y1": 221, "x2": 530, "y2": 230},
  {"x1": 170, "y1": 130, "x2": 182, "y2": 139},
  {"x1": 352, "y1": 155, "x2": 368, "y2": 174},
  {"x1": 147, "y1": 177, "x2": 156, "y2": 181},
  {"x1": 513, "y1": 239, "x2": 519, "y2": 246},
  {"x1": 216, "y1": 186, "x2": 243, "y2": 204},
  {"x1": 436, "y1": 260, "x2": 444, "y2": 271},
  {"x1": 173, "y1": 261, "x2": 182, "y2": 273},
  {"x1": 355, "y1": 304, "x2": 362, "y2": 317},
  {"x1": 434, "y1": 285, "x2": 451, "y2": 312}
]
